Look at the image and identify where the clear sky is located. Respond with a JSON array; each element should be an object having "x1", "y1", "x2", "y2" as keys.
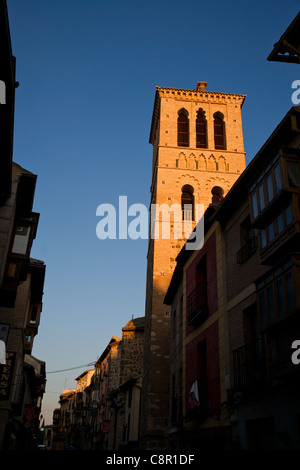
[{"x1": 6, "y1": 0, "x2": 300, "y2": 425}]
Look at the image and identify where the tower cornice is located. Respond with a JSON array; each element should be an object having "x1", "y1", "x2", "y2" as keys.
[
  {"x1": 156, "y1": 85, "x2": 246, "y2": 104},
  {"x1": 149, "y1": 84, "x2": 246, "y2": 144}
]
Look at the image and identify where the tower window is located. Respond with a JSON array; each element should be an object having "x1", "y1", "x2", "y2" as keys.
[
  {"x1": 211, "y1": 186, "x2": 224, "y2": 204},
  {"x1": 196, "y1": 109, "x2": 207, "y2": 148},
  {"x1": 214, "y1": 113, "x2": 226, "y2": 150},
  {"x1": 177, "y1": 110, "x2": 189, "y2": 147},
  {"x1": 181, "y1": 185, "x2": 194, "y2": 221}
]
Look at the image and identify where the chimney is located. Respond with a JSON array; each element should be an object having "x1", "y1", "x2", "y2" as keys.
[{"x1": 197, "y1": 81, "x2": 207, "y2": 92}]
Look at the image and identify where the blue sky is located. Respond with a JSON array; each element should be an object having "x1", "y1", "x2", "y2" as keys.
[{"x1": 6, "y1": 0, "x2": 300, "y2": 424}]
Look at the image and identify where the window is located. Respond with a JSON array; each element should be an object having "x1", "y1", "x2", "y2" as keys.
[
  {"x1": 252, "y1": 192, "x2": 258, "y2": 218},
  {"x1": 237, "y1": 215, "x2": 257, "y2": 264},
  {"x1": 266, "y1": 172, "x2": 274, "y2": 201},
  {"x1": 211, "y1": 186, "x2": 224, "y2": 204},
  {"x1": 286, "y1": 160, "x2": 300, "y2": 188},
  {"x1": 196, "y1": 109, "x2": 207, "y2": 148},
  {"x1": 249, "y1": 155, "x2": 282, "y2": 220},
  {"x1": 267, "y1": 221, "x2": 275, "y2": 242},
  {"x1": 285, "y1": 271, "x2": 296, "y2": 309},
  {"x1": 187, "y1": 256, "x2": 208, "y2": 326},
  {"x1": 258, "y1": 183, "x2": 265, "y2": 211},
  {"x1": 30, "y1": 305, "x2": 39, "y2": 324},
  {"x1": 11, "y1": 213, "x2": 39, "y2": 257},
  {"x1": 261, "y1": 229, "x2": 267, "y2": 249},
  {"x1": 257, "y1": 259, "x2": 297, "y2": 328},
  {"x1": 268, "y1": 333, "x2": 291, "y2": 369},
  {"x1": 260, "y1": 202, "x2": 293, "y2": 250},
  {"x1": 276, "y1": 213, "x2": 284, "y2": 233},
  {"x1": 259, "y1": 292, "x2": 267, "y2": 325},
  {"x1": 177, "y1": 110, "x2": 189, "y2": 147},
  {"x1": 285, "y1": 204, "x2": 293, "y2": 225},
  {"x1": 25, "y1": 330, "x2": 32, "y2": 343},
  {"x1": 181, "y1": 185, "x2": 194, "y2": 221},
  {"x1": 274, "y1": 163, "x2": 282, "y2": 193},
  {"x1": 213, "y1": 113, "x2": 226, "y2": 150},
  {"x1": 12, "y1": 226, "x2": 31, "y2": 255}
]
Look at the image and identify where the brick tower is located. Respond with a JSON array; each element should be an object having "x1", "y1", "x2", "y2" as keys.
[{"x1": 140, "y1": 82, "x2": 246, "y2": 449}]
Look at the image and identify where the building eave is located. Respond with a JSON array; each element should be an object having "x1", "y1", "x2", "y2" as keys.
[{"x1": 267, "y1": 11, "x2": 300, "y2": 63}]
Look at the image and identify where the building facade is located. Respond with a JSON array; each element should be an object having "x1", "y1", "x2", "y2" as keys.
[
  {"x1": 225, "y1": 107, "x2": 300, "y2": 450},
  {"x1": 165, "y1": 208, "x2": 231, "y2": 450},
  {"x1": 110, "y1": 317, "x2": 144, "y2": 450},
  {"x1": 0, "y1": 1, "x2": 46, "y2": 450},
  {"x1": 165, "y1": 105, "x2": 300, "y2": 450},
  {"x1": 52, "y1": 317, "x2": 145, "y2": 450}
]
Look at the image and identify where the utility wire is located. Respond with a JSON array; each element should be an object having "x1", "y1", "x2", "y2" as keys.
[{"x1": 46, "y1": 362, "x2": 95, "y2": 374}]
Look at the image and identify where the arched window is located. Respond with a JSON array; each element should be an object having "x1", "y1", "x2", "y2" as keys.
[
  {"x1": 211, "y1": 186, "x2": 224, "y2": 204},
  {"x1": 196, "y1": 109, "x2": 207, "y2": 148},
  {"x1": 181, "y1": 185, "x2": 194, "y2": 221},
  {"x1": 214, "y1": 113, "x2": 226, "y2": 150},
  {"x1": 177, "y1": 110, "x2": 189, "y2": 147}
]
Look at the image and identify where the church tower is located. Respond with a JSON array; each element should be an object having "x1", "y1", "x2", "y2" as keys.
[{"x1": 141, "y1": 82, "x2": 246, "y2": 449}]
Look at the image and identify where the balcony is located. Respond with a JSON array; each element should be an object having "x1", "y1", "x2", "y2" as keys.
[
  {"x1": 187, "y1": 283, "x2": 208, "y2": 326},
  {"x1": 233, "y1": 339, "x2": 267, "y2": 390},
  {"x1": 237, "y1": 236, "x2": 258, "y2": 264}
]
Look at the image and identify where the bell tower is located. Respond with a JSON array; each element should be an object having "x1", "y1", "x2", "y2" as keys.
[{"x1": 140, "y1": 82, "x2": 246, "y2": 449}]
